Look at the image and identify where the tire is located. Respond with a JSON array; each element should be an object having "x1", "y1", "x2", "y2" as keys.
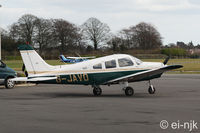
[
  {"x1": 148, "y1": 85, "x2": 156, "y2": 94},
  {"x1": 125, "y1": 86, "x2": 134, "y2": 96},
  {"x1": 5, "y1": 78, "x2": 15, "y2": 89},
  {"x1": 93, "y1": 87, "x2": 102, "y2": 96}
]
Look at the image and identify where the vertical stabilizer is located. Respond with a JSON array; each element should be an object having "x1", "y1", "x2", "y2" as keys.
[{"x1": 18, "y1": 45, "x2": 55, "y2": 75}]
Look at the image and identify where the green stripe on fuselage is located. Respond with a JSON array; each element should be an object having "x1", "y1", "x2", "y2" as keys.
[{"x1": 38, "y1": 69, "x2": 148, "y2": 85}]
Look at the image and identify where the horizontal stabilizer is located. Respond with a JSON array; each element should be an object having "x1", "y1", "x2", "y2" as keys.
[{"x1": 11, "y1": 77, "x2": 57, "y2": 82}]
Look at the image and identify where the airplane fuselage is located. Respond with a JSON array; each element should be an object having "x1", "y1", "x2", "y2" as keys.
[
  {"x1": 29, "y1": 54, "x2": 164, "y2": 85},
  {"x1": 37, "y1": 69, "x2": 161, "y2": 85}
]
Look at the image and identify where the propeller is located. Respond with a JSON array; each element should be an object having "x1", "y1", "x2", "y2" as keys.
[
  {"x1": 22, "y1": 63, "x2": 25, "y2": 72},
  {"x1": 22, "y1": 64, "x2": 28, "y2": 77},
  {"x1": 163, "y1": 56, "x2": 170, "y2": 65}
]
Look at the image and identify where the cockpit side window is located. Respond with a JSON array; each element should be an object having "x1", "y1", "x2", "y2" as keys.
[
  {"x1": 105, "y1": 60, "x2": 116, "y2": 69},
  {"x1": 118, "y1": 57, "x2": 134, "y2": 67},
  {"x1": 93, "y1": 63, "x2": 102, "y2": 69},
  {"x1": 134, "y1": 58, "x2": 143, "y2": 65}
]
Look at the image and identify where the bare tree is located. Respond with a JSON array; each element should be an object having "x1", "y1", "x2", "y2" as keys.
[
  {"x1": 107, "y1": 34, "x2": 123, "y2": 51},
  {"x1": 119, "y1": 28, "x2": 137, "y2": 49},
  {"x1": 34, "y1": 18, "x2": 54, "y2": 54},
  {"x1": 52, "y1": 19, "x2": 81, "y2": 53},
  {"x1": 9, "y1": 14, "x2": 38, "y2": 45},
  {"x1": 9, "y1": 23, "x2": 21, "y2": 42},
  {"x1": 119, "y1": 22, "x2": 162, "y2": 49},
  {"x1": 82, "y1": 17, "x2": 110, "y2": 50},
  {"x1": 133, "y1": 22, "x2": 162, "y2": 49},
  {"x1": 18, "y1": 14, "x2": 38, "y2": 45}
]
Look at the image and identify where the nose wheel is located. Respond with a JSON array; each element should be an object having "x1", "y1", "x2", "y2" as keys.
[
  {"x1": 148, "y1": 81, "x2": 156, "y2": 94},
  {"x1": 93, "y1": 86, "x2": 102, "y2": 96}
]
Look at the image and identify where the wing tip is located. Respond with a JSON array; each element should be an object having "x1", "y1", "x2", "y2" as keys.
[{"x1": 165, "y1": 65, "x2": 183, "y2": 70}]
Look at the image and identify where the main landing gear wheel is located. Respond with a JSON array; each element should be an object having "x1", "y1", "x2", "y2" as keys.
[
  {"x1": 93, "y1": 86, "x2": 102, "y2": 96},
  {"x1": 148, "y1": 85, "x2": 156, "y2": 94},
  {"x1": 125, "y1": 86, "x2": 134, "y2": 96}
]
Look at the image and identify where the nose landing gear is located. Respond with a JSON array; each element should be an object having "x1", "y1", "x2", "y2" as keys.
[{"x1": 148, "y1": 81, "x2": 156, "y2": 94}]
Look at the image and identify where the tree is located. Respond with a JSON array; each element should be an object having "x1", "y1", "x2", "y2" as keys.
[
  {"x1": 17, "y1": 14, "x2": 38, "y2": 45},
  {"x1": 9, "y1": 14, "x2": 38, "y2": 45},
  {"x1": 119, "y1": 28, "x2": 137, "y2": 49},
  {"x1": 107, "y1": 35, "x2": 123, "y2": 51},
  {"x1": 52, "y1": 19, "x2": 81, "y2": 53},
  {"x1": 9, "y1": 23, "x2": 22, "y2": 42},
  {"x1": 1, "y1": 28, "x2": 18, "y2": 55},
  {"x1": 134, "y1": 22, "x2": 162, "y2": 49},
  {"x1": 119, "y1": 22, "x2": 162, "y2": 49},
  {"x1": 82, "y1": 17, "x2": 110, "y2": 50},
  {"x1": 33, "y1": 18, "x2": 54, "y2": 54}
]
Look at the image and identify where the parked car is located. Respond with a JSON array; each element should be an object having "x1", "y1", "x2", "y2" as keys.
[{"x1": 0, "y1": 60, "x2": 16, "y2": 89}]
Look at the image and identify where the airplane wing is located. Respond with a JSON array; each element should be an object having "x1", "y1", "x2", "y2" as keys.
[
  {"x1": 106, "y1": 65, "x2": 183, "y2": 84},
  {"x1": 11, "y1": 77, "x2": 57, "y2": 82},
  {"x1": 67, "y1": 57, "x2": 80, "y2": 59},
  {"x1": 67, "y1": 56, "x2": 95, "y2": 59},
  {"x1": 79, "y1": 56, "x2": 96, "y2": 59}
]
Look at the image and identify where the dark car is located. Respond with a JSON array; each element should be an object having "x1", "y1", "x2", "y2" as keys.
[{"x1": 0, "y1": 60, "x2": 16, "y2": 89}]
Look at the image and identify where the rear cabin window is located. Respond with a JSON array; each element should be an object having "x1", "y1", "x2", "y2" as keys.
[
  {"x1": 105, "y1": 60, "x2": 116, "y2": 69},
  {"x1": 118, "y1": 58, "x2": 134, "y2": 67},
  {"x1": 93, "y1": 63, "x2": 102, "y2": 69}
]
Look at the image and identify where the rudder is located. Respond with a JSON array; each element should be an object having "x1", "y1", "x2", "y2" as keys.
[{"x1": 18, "y1": 44, "x2": 55, "y2": 75}]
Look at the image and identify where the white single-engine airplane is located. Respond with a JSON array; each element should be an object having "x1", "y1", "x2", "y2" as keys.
[{"x1": 12, "y1": 44, "x2": 183, "y2": 96}]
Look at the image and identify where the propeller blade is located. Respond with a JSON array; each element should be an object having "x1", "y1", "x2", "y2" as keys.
[
  {"x1": 163, "y1": 56, "x2": 170, "y2": 65},
  {"x1": 22, "y1": 64, "x2": 25, "y2": 72},
  {"x1": 25, "y1": 71, "x2": 28, "y2": 77}
]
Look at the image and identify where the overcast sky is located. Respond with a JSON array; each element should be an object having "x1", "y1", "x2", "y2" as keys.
[{"x1": 0, "y1": 0, "x2": 200, "y2": 45}]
